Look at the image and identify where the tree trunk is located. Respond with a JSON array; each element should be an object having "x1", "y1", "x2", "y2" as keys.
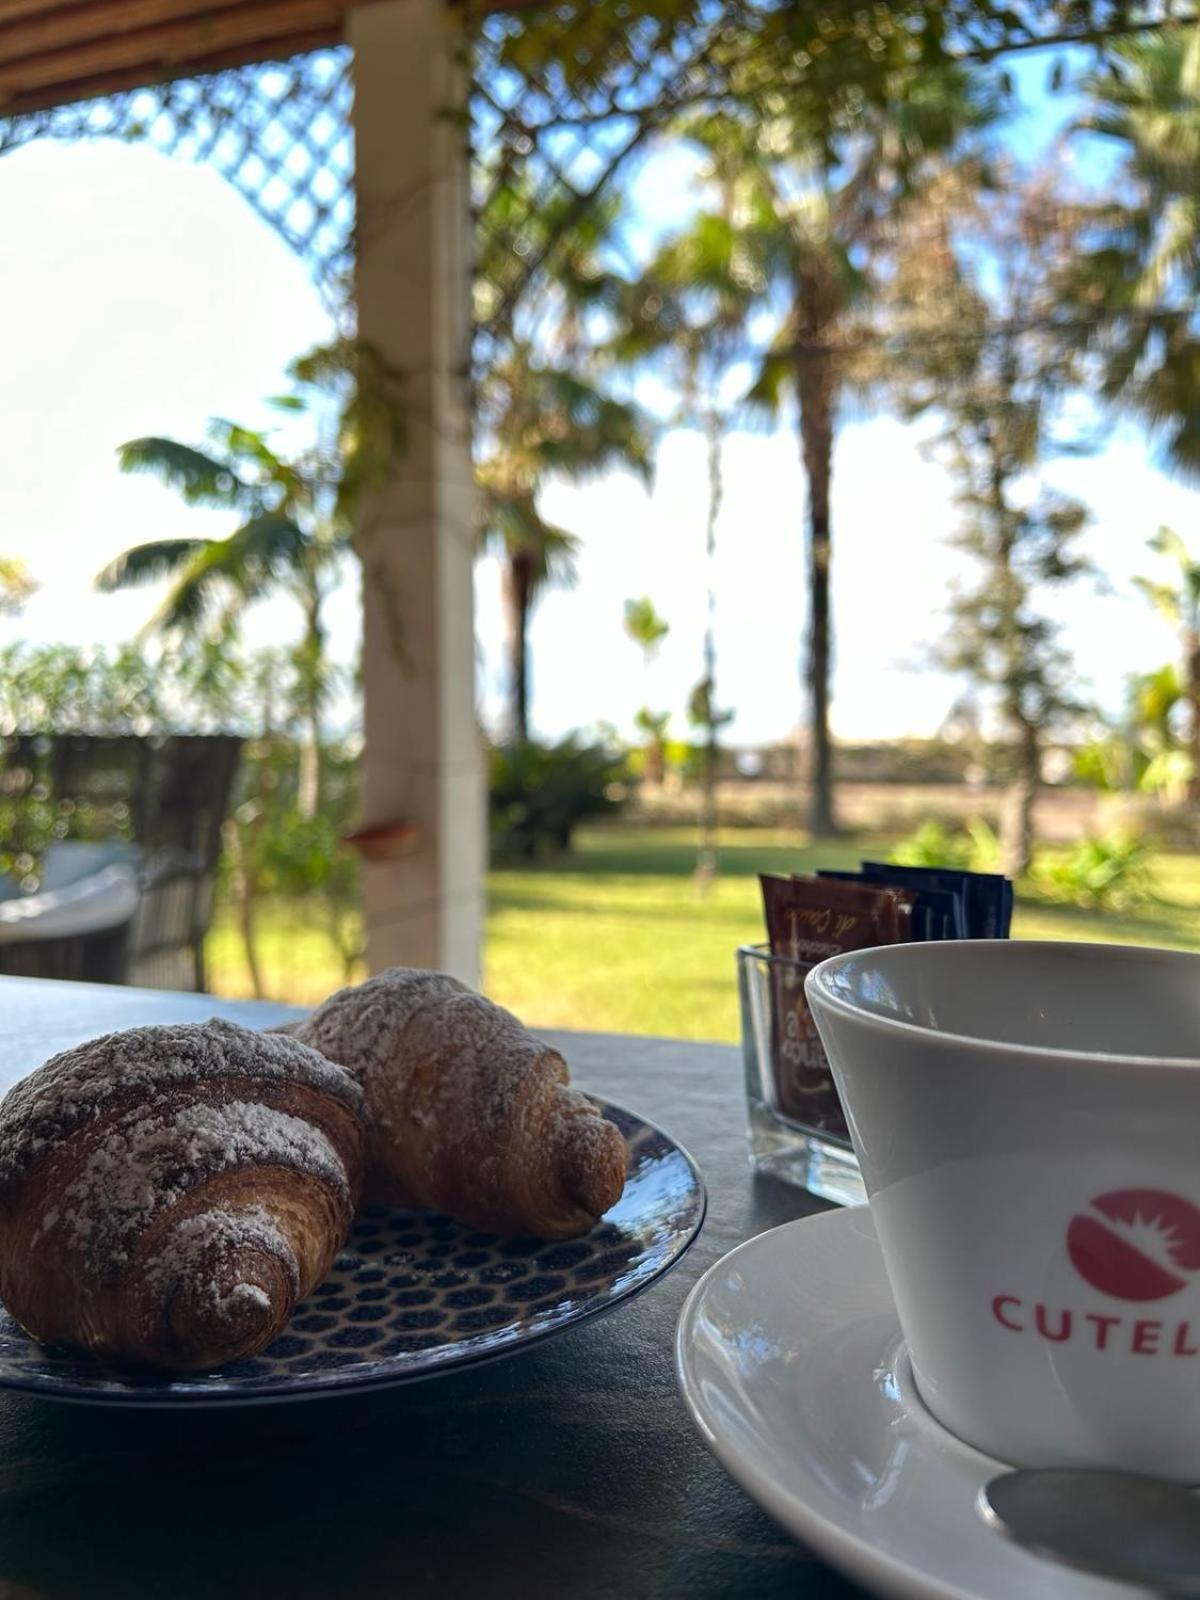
[
  {"x1": 645, "y1": 738, "x2": 665, "y2": 786},
  {"x1": 1001, "y1": 722, "x2": 1040, "y2": 880},
  {"x1": 1187, "y1": 630, "x2": 1200, "y2": 804},
  {"x1": 326, "y1": 899, "x2": 364, "y2": 985},
  {"x1": 223, "y1": 817, "x2": 265, "y2": 1001},
  {"x1": 692, "y1": 738, "x2": 718, "y2": 894},
  {"x1": 693, "y1": 410, "x2": 724, "y2": 891},
  {"x1": 297, "y1": 588, "x2": 324, "y2": 821},
  {"x1": 503, "y1": 552, "x2": 535, "y2": 744},
  {"x1": 298, "y1": 713, "x2": 321, "y2": 822},
  {"x1": 797, "y1": 353, "x2": 838, "y2": 837}
]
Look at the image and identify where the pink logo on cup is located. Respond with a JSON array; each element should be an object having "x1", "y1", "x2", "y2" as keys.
[{"x1": 1067, "y1": 1189, "x2": 1200, "y2": 1302}]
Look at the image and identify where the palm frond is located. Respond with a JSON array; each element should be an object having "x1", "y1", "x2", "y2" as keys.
[
  {"x1": 624, "y1": 597, "x2": 669, "y2": 653},
  {"x1": 149, "y1": 513, "x2": 309, "y2": 635},
  {"x1": 480, "y1": 491, "x2": 580, "y2": 591},
  {"x1": 95, "y1": 538, "x2": 210, "y2": 592},
  {"x1": 218, "y1": 511, "x2": 312, "y2": 593},
  {"x1": 480, "y1": 493, "x2": 540, "y2": 556},
  {"x1": 532, "y1": 520, "x2": 582, "y2": 590},
  {"x1": 743, "y1": 313, "x2": 800, "y2": 418},
  {"x1": 101, "y1": 513, "x2": 309, "y2": 639},
  {"x1": 1150, "y1": 525, "x2": 1190, "y2": 566},
  {"x1": 204, "y1": 419, "x2": 309, "y2": 509},
  {"x1": 117, "y1": 438, "x2": 246, "y2": 508},
  {"x1": 479, "y1": 352, "x2": 655, "y2": 494},
  {"x1": 1132, "y1": 574, "x2": 1181, "y2": 625},
  {"x1": 0, "y1": 556, "x2": 34, "y2": 614},
  {"x1": 151, "y1": 543, "x2": 241, "y2": 634}
]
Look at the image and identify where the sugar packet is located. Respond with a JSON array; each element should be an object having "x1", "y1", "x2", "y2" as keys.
[
  {"x1": 859, "y1": 862, "x2": 1012, "y2": 938},
  {"x1": 818, "y1": 869, "x2": 963, "y2": 940},
  {"x1": 759, "y1": 874, "x2": 914, "y2": 1139}
]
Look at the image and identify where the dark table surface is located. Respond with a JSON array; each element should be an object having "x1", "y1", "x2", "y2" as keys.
[{"x1": 0, "y1": 976, "x2": 867, "y2": 1600}]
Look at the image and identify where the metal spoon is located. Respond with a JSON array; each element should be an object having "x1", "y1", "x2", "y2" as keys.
[{"x1": 980, "y1": 1469, "x2": 1200, "y2": 1595}]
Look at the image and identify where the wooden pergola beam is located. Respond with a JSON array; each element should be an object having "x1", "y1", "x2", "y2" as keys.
[
  {"x1": 0, "y1": 35, "x2": 344, "y2": 118},
  {"x1": 0, "y1": 0, "x2": 263, "y2": 51},
  {"x1": 0, "y1": 0, "x2": 543, "y2": 119},
  {"x1": 0, "y1": 2, "x2": 356, "y2": 114}
]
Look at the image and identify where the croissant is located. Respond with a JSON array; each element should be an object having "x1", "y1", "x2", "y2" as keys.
[
  {"x1": 288, "y1": 968, "x2": 627, "y2": 1239},
  {"x1": 0, "y1": 1018, "x2": 366, "y2": 1371}
]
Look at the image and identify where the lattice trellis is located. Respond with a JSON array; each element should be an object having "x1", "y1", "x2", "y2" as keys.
[{"x1": 0, "y1": 47, "x2": 355, "y2": 314}]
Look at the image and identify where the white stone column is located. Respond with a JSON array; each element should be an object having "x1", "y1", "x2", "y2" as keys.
[{"x1": 349, "y1": 0, "x2": 484, "y2": 983}]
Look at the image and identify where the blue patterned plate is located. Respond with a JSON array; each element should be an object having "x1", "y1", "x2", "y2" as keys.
[{"x1": 0, "y1": 1100, "x2": 704, "y2": 1405}]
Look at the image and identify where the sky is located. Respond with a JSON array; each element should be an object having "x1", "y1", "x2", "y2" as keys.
[{"x1": 0, "y1": 51, "x2": 1195, "y2": 748}]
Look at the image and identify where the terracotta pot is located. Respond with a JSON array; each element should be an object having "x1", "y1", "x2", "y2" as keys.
[{"x1": 342, "y1": 820, "x2": 422, "y2": 862}]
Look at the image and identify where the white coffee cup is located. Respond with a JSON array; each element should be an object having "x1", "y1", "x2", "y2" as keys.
[{"x1": 806, "y1": 939, "x2": 1200, "y2": 1481}]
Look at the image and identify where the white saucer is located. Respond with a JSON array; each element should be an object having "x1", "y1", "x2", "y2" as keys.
[{"x1": 675, "y1": 1207, "x2": 1141, "y2": 1600}]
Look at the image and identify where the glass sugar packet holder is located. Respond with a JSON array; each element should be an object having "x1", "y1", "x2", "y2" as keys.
[{"x1": 737, "y1": 942, "x2": 865, "y2": 1207}]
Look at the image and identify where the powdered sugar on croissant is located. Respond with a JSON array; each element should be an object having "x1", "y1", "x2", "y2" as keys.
[
  {"x1": 289, "y1": 969, "x2": 627, "y2": 1239},
  {"x1": 0, "y1": 1019, "x2": 365, "y2": 1370}
]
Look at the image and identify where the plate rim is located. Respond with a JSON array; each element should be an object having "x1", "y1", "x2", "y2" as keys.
[
  {"x1": 0, "y1": 1095, "x2": 707, "y2": 1408},
  {"x1": 674, "y1": 1209, "x2": 1133, "y2": 1600}
]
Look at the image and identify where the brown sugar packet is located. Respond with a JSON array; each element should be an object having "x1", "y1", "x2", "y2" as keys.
[{"x1": 759, "y1": 874, "x2": 914, "y2": 1139}]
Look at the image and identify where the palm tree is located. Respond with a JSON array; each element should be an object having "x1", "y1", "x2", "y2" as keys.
[
  {"x1": 96, "y1": 340, "x2": 404, "y2": 818},
  {"x1": 662, "y1": 70, "x2": 995, "y2": 833},
  {"x1": 1071, "y1": 29, "x2": 1200, "y2": 477},
  {"x1": 610, "y1": 197, "x2": 756, "y2": 867},
  {"x1": 476, "y1": 342, "x2": 652, "y2": 743},
  {"x1": 98, "y1": 426, "x2": 330, "y2": 818},
  {"x1": 623, "y1": 596, "x2": 668, "y2": 659},
  {"x1": 624, "y1": 597, "x2": 670, "y2": 783}
]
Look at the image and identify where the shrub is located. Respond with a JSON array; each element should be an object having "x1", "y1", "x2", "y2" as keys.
[
  {"x1": 889, "y1": 817, "x2": 1000, "y2": 873},
  {"x1": 1031, "y1": 832, "x2": 1156, "y2": 911},
  {"x1": 223, "y1": 733, "x2": 364, "y2": 982},
  {"x1": 490, "y1": 738, "x2": 627, "y2": 860}
]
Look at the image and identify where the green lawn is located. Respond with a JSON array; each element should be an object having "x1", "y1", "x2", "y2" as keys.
[{"x1": 206, "y1": 825, "x2": 1200, "y2": 1039}]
